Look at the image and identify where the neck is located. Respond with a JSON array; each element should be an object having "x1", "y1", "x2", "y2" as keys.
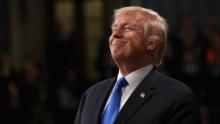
[{"x1": 116, "y1": 61, "x2": 152, "y2": 76}]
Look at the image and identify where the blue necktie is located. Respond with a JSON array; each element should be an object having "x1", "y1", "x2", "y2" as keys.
[{"x1": 102, "y1": 77, "x2": 128, "y2": 124}]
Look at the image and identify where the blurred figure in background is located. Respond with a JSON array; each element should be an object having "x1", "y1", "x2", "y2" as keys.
[
  {"x1": 168, "y1": 15, "x2": 207, "y2": 91},
  {"x1": 19, "y1": 55, "x2": 45, "y2": 124},
  {"x1": 0, "y1": 53, "x2": 23, "y2": 124},
  {"x1": 46, "y1": 16, "x2": 84, "y2": 124}
]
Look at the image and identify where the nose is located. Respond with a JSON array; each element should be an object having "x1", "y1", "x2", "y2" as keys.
[{"x1": 111, "y1": 28, "x2": 123, "y2": 39}]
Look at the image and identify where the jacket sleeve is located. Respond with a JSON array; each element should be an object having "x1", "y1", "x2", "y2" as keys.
[
  {"x1": 168, "y1": 91, "x2": 202, "y2": 124},
  {"x1": 74, "y1": 92, "x2": 86, "y2": 124}
]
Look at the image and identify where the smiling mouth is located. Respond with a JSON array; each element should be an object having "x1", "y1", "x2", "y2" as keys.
[
  {"x1": 112, "y1": 42, "x2": 127, "y2": 47},
  {"x1": 112, "y1": 40, "x2": 127, "y2": 45}
]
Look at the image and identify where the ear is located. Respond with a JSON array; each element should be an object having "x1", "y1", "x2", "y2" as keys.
[{"x1": 146, "y1": 36, "x2": 159, "y2": 51}]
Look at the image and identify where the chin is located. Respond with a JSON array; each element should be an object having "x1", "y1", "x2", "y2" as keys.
[
  {"x1": 112, "y1": 53, "x2": 127, "y2": 63},
  {"x1": 112, "y1": 54, "x2": 120, "y2": 60}
]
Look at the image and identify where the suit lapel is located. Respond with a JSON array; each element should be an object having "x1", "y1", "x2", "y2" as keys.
[
  {"x1": 92, "y1": 77, "x2": 117, "y2": 124},
  {"x1": 114, "y1": 69, "x2": 158, "y2": 124}
]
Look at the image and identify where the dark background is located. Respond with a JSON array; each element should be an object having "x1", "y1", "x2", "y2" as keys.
[{"x1": 0, "y1": 0, "x2": 220, "y2": 124}]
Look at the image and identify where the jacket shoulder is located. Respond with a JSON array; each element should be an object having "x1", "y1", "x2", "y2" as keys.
[
  {"x1": 84, "y1": 77, "x2": 115, "y2": 96},
  {"x1": 156, "y1": 72, "x2": 194, "y2": 95}
]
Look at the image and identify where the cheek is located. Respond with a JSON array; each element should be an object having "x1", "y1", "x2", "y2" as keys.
[
  {"x1": 130, "y1": 36, "x2": 145, "y2": 50},
  {"x1": 109, "y1": 35, "x2": 114, "y2": 46},
  {"x1": 109, "y1": 35, "x2": 113, "y2": 42}
]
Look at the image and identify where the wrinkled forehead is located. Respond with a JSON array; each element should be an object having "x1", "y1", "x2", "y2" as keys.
[{"x1": 113, "y1": 10, "x2": 147, "y2": 25}]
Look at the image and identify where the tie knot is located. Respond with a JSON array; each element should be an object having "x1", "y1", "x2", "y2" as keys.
[{"x1": 117, "y1": 77, "x2": 128, "y2": 88}]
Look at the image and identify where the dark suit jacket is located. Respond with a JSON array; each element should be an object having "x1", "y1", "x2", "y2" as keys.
[{"x1": 74, "y1": 68, "x2": 201, "y2": 124}]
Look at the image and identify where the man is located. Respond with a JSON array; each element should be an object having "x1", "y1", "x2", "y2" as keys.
[{"x1": 74, "y1": 6, "x2": 201, "y2": 124}]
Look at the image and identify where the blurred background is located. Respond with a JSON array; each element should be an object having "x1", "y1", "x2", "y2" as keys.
[{"x1": 0, "y1": 0, "x2": 220, "y2": 124}]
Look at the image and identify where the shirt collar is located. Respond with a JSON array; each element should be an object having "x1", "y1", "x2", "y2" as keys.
[{"x1": 117, "y1": 64, "x2": 153, "y2": 85}]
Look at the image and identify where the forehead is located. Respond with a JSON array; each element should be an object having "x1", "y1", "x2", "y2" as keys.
[{"x1": 113, "y1": 10, "x2": 146, "y2": 25}]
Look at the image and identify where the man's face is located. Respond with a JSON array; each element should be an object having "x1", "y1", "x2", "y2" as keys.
[{"x1": 109, "y1": 11, "x2": 148, "y2": 64}]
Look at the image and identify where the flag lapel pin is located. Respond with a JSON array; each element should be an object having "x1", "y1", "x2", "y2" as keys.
[{"x1": 139, "y1": 92, "x2": 145, "y2": 98}]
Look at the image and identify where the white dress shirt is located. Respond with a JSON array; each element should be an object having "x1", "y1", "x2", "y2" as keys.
[{"x1": 103, "y1": 64, "x2": 153, "y2": 111}]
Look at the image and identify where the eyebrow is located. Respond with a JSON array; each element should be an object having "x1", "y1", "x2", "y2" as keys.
[
  {"x1": 111, "y1": 23, "x2": 144, "y2": 32},
  {"x1": 111, "y1": 23, "x2": 138, "y2": 28}
]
